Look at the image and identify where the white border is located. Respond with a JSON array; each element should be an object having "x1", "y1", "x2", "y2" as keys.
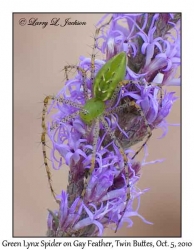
[{"x1": 1, "y1": 0, "x2": 193, "y2": 249}]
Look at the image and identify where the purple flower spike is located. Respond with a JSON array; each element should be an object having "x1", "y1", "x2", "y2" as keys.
[{"x1": 45, "y1": 13, "x2": 180, "y2": 237}]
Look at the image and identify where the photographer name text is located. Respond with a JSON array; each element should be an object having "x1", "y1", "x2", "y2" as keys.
[{"x1": 19, "y1": 18, "x2": 86, "y2": 28}]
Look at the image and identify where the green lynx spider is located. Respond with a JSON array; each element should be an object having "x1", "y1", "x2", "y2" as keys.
[{"x1": 41, "y1": 19, "x2": 153, "y2": 232}]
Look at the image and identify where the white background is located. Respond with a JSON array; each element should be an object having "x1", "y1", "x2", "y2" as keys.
[{"x1": 0, "y1": 0, "x2": 193, "y2": 249}]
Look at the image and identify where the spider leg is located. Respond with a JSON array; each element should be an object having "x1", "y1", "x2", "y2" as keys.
[
  {"x1": 130, "y1": 103, "x2": 152, "y2": 160},
  {"x1": 41, "y1": 96, "x2": 61, "y2": 204},
  {"x1": 49, "y1": 64, "x2": 87, "y2": 114},
  {"x1": 106, "y1": 79, "x2": 140, "y2": 109},
  {"x1": 42, "y1": 94, "x2": 83, "y2": 203},
  {"x1": 106, "y1": 85, "x2": 121, "y2": 109},
  {"x1": 100, "y1": 116, "x2": 128, "y2": 166},
  {"x1": 61, "y1": 98, "x2": 83, "y2": 109},
  {"x1": 112, "y1": 79, "x2": 141, "y2": 103},
  {"x1": 104, "y1": 100, "x2": 137, "y2": 232},
  {"x1": 43, "y1": 63, "x2": 89, "y2": 203},
  {"x1": 106, "y1": 99, "x2": 152, "y2": 232},
  {"x1": 114, "y1": 103, "x2": 152, "y2": 231},
  {"x1": 147, "y1": 81, "x2": 163, "y2": 107},
  {"x1": 41, "y1": 132, "x2": 59, "y2": 203},
  {"x1": 62, "y1": 65, "x2": 88, "y2": 101},
  {"x1": 105, "y1": 101, "x2": 130, "y2": 116},
  {"x1": 50, "y1": 110, "x2": 80, "y2": 131},
  {"x1": 114, "y1": 100, "x2": 152, "y2": 231},
  {"x1": 159, "y1": 85, "x2": 163, "y2": 107},
  {"x1": 81, "y1": 117, "x2": 100, "y2": 198},
  {"x1": 115, "y1": 100, "x2": 152, "y2": 232},
  {"x1": 99, "y1": 116, "x2": 131, "y2": 232},
  {"x1": 90, "y1": 16, "x2": 113, "y2": 85}
]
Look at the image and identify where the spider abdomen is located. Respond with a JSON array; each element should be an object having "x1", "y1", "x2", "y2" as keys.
[
  {"x1": 93, "y1": 52, "x2": 127, "y2": 101},
  {"x1": 80, "y1": 98, "x2": 105, "y2": 125}
]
